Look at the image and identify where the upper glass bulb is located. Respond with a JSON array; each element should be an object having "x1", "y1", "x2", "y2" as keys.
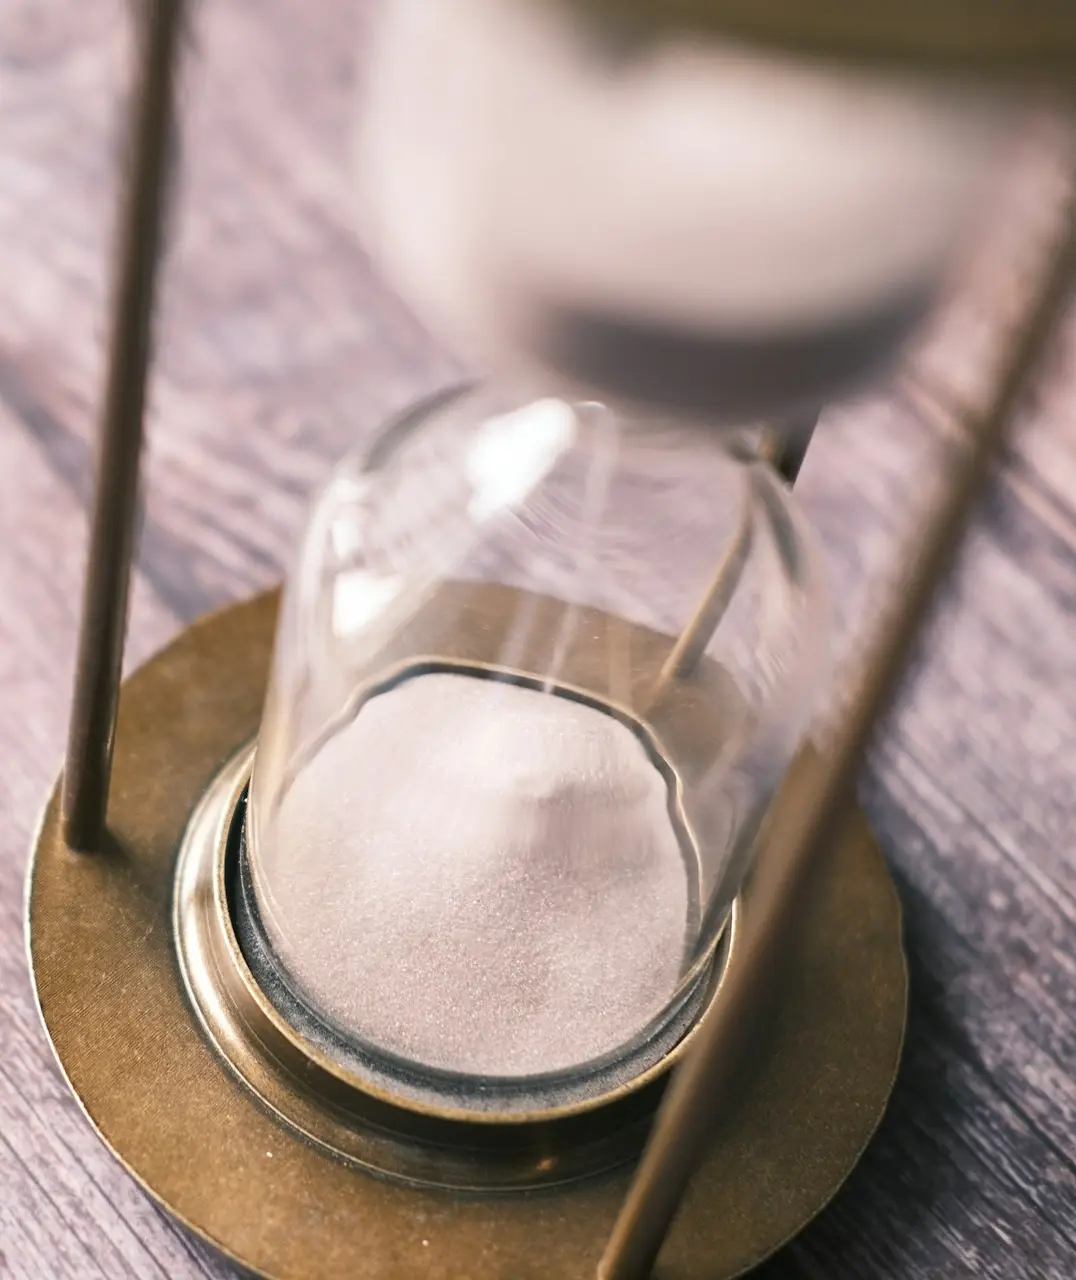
[
  {"x1": 247, "y1": 386, "x2": 829, "y2": 1090},
  {"x1": 359, "y1": 0, "x2": 1009, "y2": 422}
]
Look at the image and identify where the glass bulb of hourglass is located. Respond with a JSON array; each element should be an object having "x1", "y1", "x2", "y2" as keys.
[
  {"x1": 246, "y1": 387, "x2": 829, "y2": 1093},
  {"x1": 358, "y1": 0, "x2": 1012, "y2": 422}
]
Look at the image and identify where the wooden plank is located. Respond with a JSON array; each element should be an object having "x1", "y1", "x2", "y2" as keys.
[
  {"x1": 0, "y1": 413, "x2": 228, "y2": 1279},
  {"x1": 0, "y1": 0, "x2": 456, "y2": 619}
]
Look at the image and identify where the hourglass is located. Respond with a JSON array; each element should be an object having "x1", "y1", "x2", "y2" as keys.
[{"x1": 26, "y1": 2, "x2": 1076, "y2": 1279}]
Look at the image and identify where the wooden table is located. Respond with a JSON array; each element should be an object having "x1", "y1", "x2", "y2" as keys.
[{"x1": 1, "y1": 3, "x2": 1074, "y2": 1277}]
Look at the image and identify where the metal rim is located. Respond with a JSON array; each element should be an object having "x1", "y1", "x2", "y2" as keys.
[{"x1": 174, "y1": 742, "x2": 738, "y2": 1189}]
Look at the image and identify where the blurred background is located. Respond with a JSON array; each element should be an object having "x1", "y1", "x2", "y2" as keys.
[{"x1": 0, "y1": 2, "x2": 1074, "y2": 1277}]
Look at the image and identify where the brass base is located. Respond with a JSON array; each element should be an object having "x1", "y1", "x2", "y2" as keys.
[{"x1": 28, "y1": 591, "x2": 907, "y2": 1280}]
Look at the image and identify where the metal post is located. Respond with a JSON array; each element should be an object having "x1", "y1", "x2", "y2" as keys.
[
  {"x1": 62, "y1": 0, "x2": 184, "y2": 852},
  {"x1": 760, "y1": 414, "x2": 818, "y2": 484},
  {"x1": 647, "y1": 413, "x2": 818, "y2": 707},
  {"x1": 599, "y1": 188, "x2": 1076, "y2": 1280}
]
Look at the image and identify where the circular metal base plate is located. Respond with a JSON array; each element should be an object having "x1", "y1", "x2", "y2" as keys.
[{"x1": 27, "y1": 590, "x2": 907, "y2": 1280}]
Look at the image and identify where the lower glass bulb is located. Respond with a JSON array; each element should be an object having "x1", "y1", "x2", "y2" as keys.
[{"x1": 246, "y1": 385, "x2": 830, "y2": 1093}]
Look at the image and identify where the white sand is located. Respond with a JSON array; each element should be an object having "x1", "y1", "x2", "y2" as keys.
[{"x1": 256, "y1": 674, "x2": 690, "y2": 1077}]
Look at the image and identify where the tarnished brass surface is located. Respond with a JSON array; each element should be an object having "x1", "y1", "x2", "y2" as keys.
[
  {"x1": 573, "y1": 0, "x2": 1076, "y2": 79},
  {"x1": 28, "y1": 590, "x2": 907, "y2": 1279}
]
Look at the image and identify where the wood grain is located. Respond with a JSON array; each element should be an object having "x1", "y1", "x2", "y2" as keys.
[{"x1": 1, "y1": 2, "x2": 1074, "y2": 1277}]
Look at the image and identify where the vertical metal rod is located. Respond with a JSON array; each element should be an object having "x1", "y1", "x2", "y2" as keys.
[
  {"x1": 62, "y1": 0, "x2": 184, "y2": 852},
  {"x1": 645, "y1": 502, "x2": 754, "y2": 706},
  {"x1": 760, "y1": 413, "x2": 818, "y2": 485},
  {"x1": 646, "y1": 413, "x2": 818, "y2": 708},
  {"x1": 598, "y1": 193, "x2": 1076, "y2": 1280}
]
